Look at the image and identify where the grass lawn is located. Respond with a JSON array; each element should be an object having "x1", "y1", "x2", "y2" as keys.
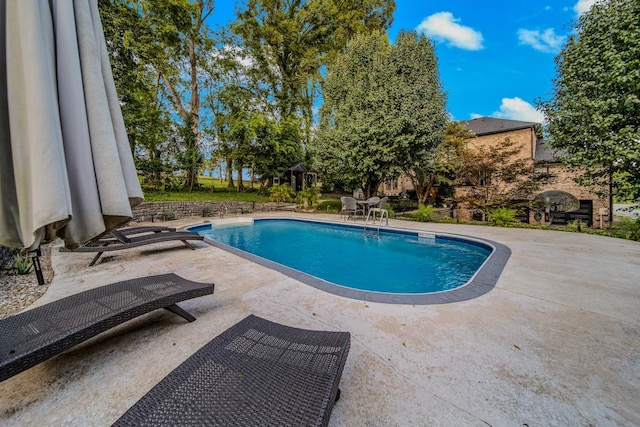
[{"x1": 143, "y1": 190, "x2": 270, "y2": 203}]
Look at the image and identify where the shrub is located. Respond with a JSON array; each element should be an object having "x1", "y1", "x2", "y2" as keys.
[
  {"x1": 159, "y1": 209, "x2": 176, "y2": 220},
  {"x1": 269, "y1": 184, "x2": 295, "y2": 203},
  {"x1": 613, "y1": 217, "x2": 640, "y2": 241},
  {"x1": 14, "y1": 253, "x2": 33, "y2": 275},
  {"x1": 488, "y1": 207, "x2": 518, "y2": 226},
  {"x1": 295, "y1": 187, "x2": 320, "y2": 209},
  {"x1": 202, "y1": 205, "x2": 213, "y2": 217},
  {"x1": 165, "y1": 174, "x2": 187, "y2": 191},
  {"x1": 411, "y1": 204, "x2": 435, "y2": 222},
  {"x1": 567, "y1": 219, "x2": 584, "y2": 232}
]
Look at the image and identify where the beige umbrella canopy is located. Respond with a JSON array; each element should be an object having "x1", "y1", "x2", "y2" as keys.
[{"x1": 0, "y1": 0, "x2": 143, "y2": 251}]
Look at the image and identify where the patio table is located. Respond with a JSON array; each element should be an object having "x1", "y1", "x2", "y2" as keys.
[{"x1": 356, "y1": 200, "x2": 379, "y2": 217}]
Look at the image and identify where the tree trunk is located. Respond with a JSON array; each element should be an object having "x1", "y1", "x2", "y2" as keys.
[
  {"x1": 236, "y1": 167, "x2": 245, "y2": 192},
  {"x1": 226, "y1": 158, "x2": 234, "y2": 188}
]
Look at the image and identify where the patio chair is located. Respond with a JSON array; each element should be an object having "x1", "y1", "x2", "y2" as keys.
[
  {"x1": 0, "y1": 273, "x2": 214, "y2": 382},
  {"x1": 367, "y1": 196, "x2": 389, "y2": 225},
  {"x1": 113, "y1": 314, "x2": 350, "y2": 427},
  {"x1": 340, "y1": 196, "x2": 364, "y2": 221},
  {"x1": 60, "y1": 229, "x2": 204, "y2": 266}
]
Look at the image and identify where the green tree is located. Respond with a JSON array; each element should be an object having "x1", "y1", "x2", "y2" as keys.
[
  {"x1": 390, "y1": 31, "x2": 448, "y2": 205},
  {"x1": 316, "y1": 30, "x2": 394, "y2": 197},
  {"x1": 231, "y1": 0, "x2": 395, "y2": 146},
  {"x1": 128, "y1": 0, "x2": 215, "y2": 190},
  {"x1": 98, "y1": 0, "x2": 174, "y2": 187},
  {"x1": 453, "y1": 138, "x2": 542, "y2": 221},
  {"x1": 537, "y1": 0, "x2": 640, "y2": 209},
  {"x1": 316, "y1": 30, "x2": 448, "y2": 198}
]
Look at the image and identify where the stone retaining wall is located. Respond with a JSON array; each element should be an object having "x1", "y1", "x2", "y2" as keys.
[{"x1": 131, "y1": 201, "x2": 296, "y2": 222}]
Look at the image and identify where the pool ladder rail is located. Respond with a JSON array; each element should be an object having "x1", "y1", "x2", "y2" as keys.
[{"x1": 364, "y1": 207, "x2": 388, "y2": 237}]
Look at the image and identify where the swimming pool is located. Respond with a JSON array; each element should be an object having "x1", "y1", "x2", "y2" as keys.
[{"x1": 190, "y1": 218, "x2": 510, "y2": 304}]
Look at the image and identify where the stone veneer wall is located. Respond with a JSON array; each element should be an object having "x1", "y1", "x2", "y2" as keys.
[{"x1": 131, "y1": 201, "x2": 295, "y2": 222}]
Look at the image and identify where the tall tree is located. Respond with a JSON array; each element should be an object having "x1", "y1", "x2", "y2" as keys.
[
  {"x1": 132, "y1": 0, "x2": 215, "y2": 190},
  {"x1": 98, "y1": 0, "x2": 173, "y2": 187},
  {"x1": 316, "y1": 30, "x2": 448, "y2": 198},
  {"x1": 231, "y1": 0, "x2": 395, "y2": 146},
  {"x1": 537, "y1": 0, "x2": 640, "y2": 210},
  {"x1": 316, "y1": 30, "x2": 394, "y2": 197},
  {"x1": 390, "y1": 31, "x2": 448, "y2": 204}
]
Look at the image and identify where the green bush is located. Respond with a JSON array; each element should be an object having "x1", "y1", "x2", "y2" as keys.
[
  {"x1": 159, "y1": 209, "x2": 176, "y2": 220},
  {"x1": 488, "y1": 207, "x2": 518, "y2": 226},
  {"x1": 411, "y1": 204, "x2": 435, "y2": 222},
  {"x1": 567, "y1": 219, "x2": 584, "y2": 232},
  {"x1": 269, "y1": 184, "x2": 296, "y2": 203},
  {"x1": 165, "y1": 174, "x2": 187, "y2": 191},
  {"x1": 14, "y1": 253, "x2": 33, "y2": 275},
  {"x1": 201, "y1": 205, "x2": 213, "y2": 217},
  {"x1": 295, "y1": 187, "x2": 320, "y2": 209},
  {"x1": 613, "y1": 217, "x2": 640, "y2": 241}
]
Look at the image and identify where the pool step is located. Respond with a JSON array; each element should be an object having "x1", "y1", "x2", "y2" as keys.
[
  {"x1": 210, "y1": 217, "x2": 254, "y2": 229},
  {"x1": 418, "y1": 232, "x2": 436, "y2": 239}
]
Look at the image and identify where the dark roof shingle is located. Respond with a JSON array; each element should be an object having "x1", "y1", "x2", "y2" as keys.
[{"x1": 464, "y1": 117, "x2": 540, "y2": 137}]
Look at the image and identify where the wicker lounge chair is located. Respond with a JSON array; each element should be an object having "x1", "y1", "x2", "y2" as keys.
[
  {"x1": 113, "y1": 314, "x2": 351, "y2": 427},
  {"x1": 0, "y1": 273, "x2": 214, "y2": 382},
  {"x1": 108, "y1": 225, "x2": 177, "y2": 237},
  {"x1": 95, "y1": 226, "x2": 177, "y2": 244},
  {"x1": 60, "y1": 228, "x2": 204, "y2": 266}
]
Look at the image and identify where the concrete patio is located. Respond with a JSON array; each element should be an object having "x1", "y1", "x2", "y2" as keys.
[{"x1": 1, "y1": 212, "x2": 639, "y2": 426}]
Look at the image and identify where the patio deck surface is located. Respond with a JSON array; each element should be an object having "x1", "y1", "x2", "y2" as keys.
[{"x1": 1, "y1": 212, "x2": 639, "y2": 426}]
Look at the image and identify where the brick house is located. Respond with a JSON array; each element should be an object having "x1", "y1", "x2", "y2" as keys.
[{"x1": 379, "y1": 117, "x2": 609, "y2": 227}]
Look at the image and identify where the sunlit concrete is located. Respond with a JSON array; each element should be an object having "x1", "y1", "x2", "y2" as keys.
[{"x1": 1, "y1": 212, "x2": 639, "y2": 426}]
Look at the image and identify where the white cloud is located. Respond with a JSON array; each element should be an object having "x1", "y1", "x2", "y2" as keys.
[
  {"x1": 416, "y1": 12, "x2": 484, "y2": 50},
  {"x1": 492, "y1": 97, "x2": 545, "y2": 123},
  {"x1": 518, "y1": 28, "x2": 566, "y2": 53},
  {"x1": 574, "y1": 0, "x2": 598, "y2": 15}
]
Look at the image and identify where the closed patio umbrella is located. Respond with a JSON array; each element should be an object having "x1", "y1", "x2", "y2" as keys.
[{"x1": 0, "y1": 0, "x2": 143, "y2": 252}]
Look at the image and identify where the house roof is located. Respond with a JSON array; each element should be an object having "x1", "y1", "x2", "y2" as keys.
[
  {"x1": 287, "y1": 162, "x2": 308, "y2": 173},
  {"x1": 464, "y1": 117, "x2": 540, "y2": 137}
]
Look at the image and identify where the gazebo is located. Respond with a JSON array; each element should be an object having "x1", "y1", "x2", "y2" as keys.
[{"x1": 283, "y1": 163, "x2": 317, "y2": 192}]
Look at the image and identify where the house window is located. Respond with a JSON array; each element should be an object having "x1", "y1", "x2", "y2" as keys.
[
  {"x1": 479, "y1": 173, "x2": 491, "y2": 187},
  {"x1": 385, "y1": 177, "x2": 398, "y2": 190}
]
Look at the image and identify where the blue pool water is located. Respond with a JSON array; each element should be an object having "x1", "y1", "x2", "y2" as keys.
[{"x1": 192, "y1": 219, "x2": 492, "y2": 294}]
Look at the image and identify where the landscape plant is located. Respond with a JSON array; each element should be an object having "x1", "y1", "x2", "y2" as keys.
[
  {"x1": 14, "y1": 253, "x2": 33, "y2": 275},
  {"x1": 453, "y1": 138, "x2": 542, "y2": 221},
  {"x1": 295, "y1": 187, "x2": 320, "y2": 209},
  {"x1": 411, "y1": 205, "x2": 435, "y2": 222},
  {"x1": 159, "y1": 209, "x2": 176, "y2": 221},
  {"x1": 487, "y1": 208, "x2": 518, "y2": 227},
  {"x1": 269, "y1": 184, "x2": 296, "y2": 203},
  {"x1": 612, "y1": 218, "x2": 640, "y2": 241}
]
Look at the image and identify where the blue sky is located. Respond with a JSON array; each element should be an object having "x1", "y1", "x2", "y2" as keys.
[{"x1": 210, "y1": 0, "x2": 598, "y2": 123}]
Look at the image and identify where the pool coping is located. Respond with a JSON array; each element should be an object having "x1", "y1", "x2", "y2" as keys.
[{"x1": 190, "y1": 217, "x2": 511, "y2": 305}]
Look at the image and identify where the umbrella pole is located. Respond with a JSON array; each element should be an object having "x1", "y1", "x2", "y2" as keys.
[{"x1": 31, "y1": 248, "x2": 45, "y2": 285}]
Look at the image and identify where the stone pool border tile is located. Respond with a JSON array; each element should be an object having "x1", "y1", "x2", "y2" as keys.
[{"x1": 190, "y1": 218, "x2": 511, "y2": 305}]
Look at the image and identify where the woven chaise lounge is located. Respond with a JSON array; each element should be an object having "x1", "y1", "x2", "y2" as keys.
[
  {"x1": 60, "y1": 227, "x2": 204, "y2": 266},
  {"x1": 0, "y1": 273, "x2": 214, "y2": 382},
  {"x1": 113, "y1": 314, "x2": 351, "y2": 427}
]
